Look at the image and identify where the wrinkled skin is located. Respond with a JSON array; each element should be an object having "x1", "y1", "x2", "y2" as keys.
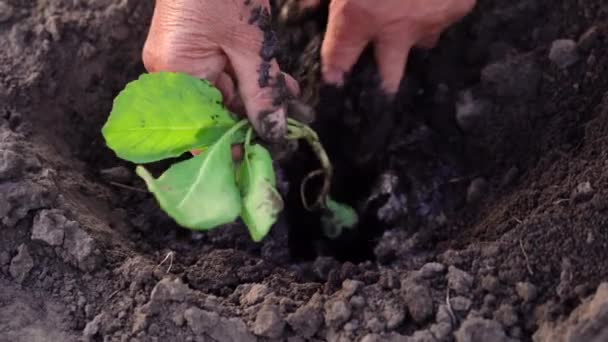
[
  {"x1": 143, "y1": 0, "x2": 476, "y2": 145},
  {"x1": 143, "y1": 0, "x2": 299, "y2": 142},
  {"x1": 302, "y1": 0, "x2": 477, "y2": 94}
]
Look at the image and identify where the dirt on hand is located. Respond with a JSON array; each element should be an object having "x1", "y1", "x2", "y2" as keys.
[{"x1": 1, "y1": 0, "x2": 608, "y2": 341}]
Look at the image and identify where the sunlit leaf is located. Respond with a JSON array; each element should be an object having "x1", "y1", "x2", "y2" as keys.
[
  {"x1": 136, "y1": 132, "x2": 241, "y2": 230},
  {"x1": 102, "y1": 72, "x2": 237, "y2": 163}
]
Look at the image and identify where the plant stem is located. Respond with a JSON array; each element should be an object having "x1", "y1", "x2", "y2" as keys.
[
  {"x1": 233, "y1": 117, "x2": 333, "y2": 211},
  {"x1": 228, "y1": 119, "x2": 251, "y2": 138},
  {"x1": 244, "y1": 127, "x2": 254, "y2": 147},
  {"x1": 286, "y1": 118, "x2": 333, "y2": 210}
]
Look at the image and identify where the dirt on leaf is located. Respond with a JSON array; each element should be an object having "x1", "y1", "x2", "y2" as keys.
[{"x1": 1, "y1": 0, "x2": 608, "y2": 341}]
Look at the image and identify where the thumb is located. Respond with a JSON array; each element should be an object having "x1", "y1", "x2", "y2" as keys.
[{"x1": 321, "y1": 0, "x2": 372, "y2": 86}]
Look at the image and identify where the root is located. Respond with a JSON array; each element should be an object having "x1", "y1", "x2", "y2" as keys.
[
  {"x1": 445, "y1": 288, "x2": 457, "y2": 326},
  {"x1": 158, "y1": 251, "x2": 175, "y2": 273},
  {"x1": 519, "y1": 238, "x2": 534, "y2": 276},
  {"x1": 300, "y1": 169, "x2": 326, "y2": 210},
  {"x1": 108, "y1": 181, "x2": 147, "y2": 193},
  {"x1": 287, "y1": 118, "x2": 333, "y2": 210}
]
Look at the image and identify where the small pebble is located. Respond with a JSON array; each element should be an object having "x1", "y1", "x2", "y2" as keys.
[
  {"x1": 341, "y1": 279, "x2": 363, "y2": 298},
  {"x1": 591, "y1": 193, "x2": 608, "y2": 211},
  {"x1": 365, "y1": 316, "x2": 385, "y2": 333},
  {"x1": 571, "y1": 181, "x2": 594, "y2": 203},
  {"x1": 241, "y1": 284, "x2": 270, "y2": 306},
  {"x1": 451, "y1": 296, "x2": 473, "y2": 312},
  {"x1": 430, "y1": 322, "x2": 454, "y2": 341},
  {"x1": 516, "y1": 282, "x2": 538, "y2": 303},
  {"x1": 467, "y1": 178, "x2": 488, "y2": 204},
  {"x1": 484, "y1": 294, "x2": 497, "y2": 307},
  {"x1": 419, "y1": 262, "x2": 446, "y2": 278},
  {"x1": 0, "y1": 2, "x2": 14, "y2": 22},
  {"x1": 324, "y1": 299, "x2": 351, "y2": 328},
  {"x1": 253, "y1": 305, "x2": 285, "y2": 339},
  {"x1": 480, "y1": 58, "x2": 541, "y2": 99},
  {"x1": 436, "y1": 305, "x2": 453, "y2": 324},
  {"x1": 0, "y1": 251, "x2": 10, "y2": 266},
  {"x1": 494, "y1": 304, "x2": 518, "y2": 328},
  {"x1": 481, "y1": 275, "x2": 500, "y2": 293},
  {"x1": 9, "y1": 244, "x2": 34, "y2": 284},
  {"x1": 448, "y1": 266, "x2": 474, "y2": 295},
  {"x1": 403, "y1": 283, "x2": 434, "y2": 323},
  {"x1": 549, "y1": 39, "x2": 580, "y2": 69},
  {"x1": 383, "y1": 301, "x2": 405, "y2": 329},
  {"x1": 286, "y1": 300, "x2": 323, "y2": 338},
  {"x1": 83, "y1": 313, "x2": 104, "y2": 340},
  {"x1": 360, "y1": 334, "x2": 382, "y2": 342},
  {"x1": 455, "y1": 317, "x2": 512, "y2": 342},
  {"x1": 456, "y1": 90, "x2": 488, "y2": 132},
  {"x1": 350, "y1": 295, "x2": 365, "y2": 309},
  {"x1": 343, "y1": 319, "x2": 359, "y2": 332}
]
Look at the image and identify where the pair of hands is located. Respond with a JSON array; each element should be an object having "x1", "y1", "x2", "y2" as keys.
[{"x1": 143, "y1": 0, "x2": 476, "y2": 142}]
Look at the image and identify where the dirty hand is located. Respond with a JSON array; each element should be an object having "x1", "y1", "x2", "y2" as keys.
[
  {"x1": 312, "y1": 0, "x2": 476, "y2": 94},
  {"x1": 143, "y1": 0, "x2": 299, "y2": 142}
]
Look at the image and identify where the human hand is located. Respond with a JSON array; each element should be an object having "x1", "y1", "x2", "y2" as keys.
[
  {"x1": 143, "y1": 0, "x2": 299, "y2": 142},
  {"x1": 300, "y1": 0, "x2": 476, "y2": 94}
]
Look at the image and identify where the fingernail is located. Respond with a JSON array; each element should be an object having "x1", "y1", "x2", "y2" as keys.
[{"x1": 322, "y1": 67, "x2": 345, "y2": 87}]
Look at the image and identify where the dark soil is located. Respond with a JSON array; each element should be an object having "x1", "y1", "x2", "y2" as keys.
[{"x1": 2, "y1": 0, "x2": 608, "y2": 341}]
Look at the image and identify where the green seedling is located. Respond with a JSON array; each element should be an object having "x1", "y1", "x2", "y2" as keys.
[{"x1": 102, "y1": 72, "x2": 358, "y2": 241}]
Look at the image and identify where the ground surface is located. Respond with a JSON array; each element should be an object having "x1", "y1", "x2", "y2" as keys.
[{"x1": 1, "y1": 0, "x2": 608, "y2": 341}]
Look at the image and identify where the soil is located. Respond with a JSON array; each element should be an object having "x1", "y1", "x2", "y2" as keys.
[{"x1": 2, "y1": 0, "x2": 608, "y2": 341}]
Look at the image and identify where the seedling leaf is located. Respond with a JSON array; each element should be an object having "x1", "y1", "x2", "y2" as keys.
[
  {"x1": 135, "y1": 130, "x2": 241, "y2": 230},
  {"x1": 237, "y1": 138, "x2": 283, "y2": 242},
  {"x1": 321, "y1": 198, "x2": 359, "y2": 239},
  {"x1": 102, "y1": 72, "x2": 237, "y2": 163}
]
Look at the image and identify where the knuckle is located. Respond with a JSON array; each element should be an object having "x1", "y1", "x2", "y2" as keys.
[
  {"x1": 141, "y1": 44, "x2": 158, "y2": 72},
  {"x1": 248, "y1": 86, "x2": 277, "y2": 108}
]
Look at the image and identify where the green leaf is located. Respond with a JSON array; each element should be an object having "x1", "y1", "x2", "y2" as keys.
[
  {"x1": 321, "y1": 198, "x2": 358, "y2": 239},
  {"x1": 135, "y1": 130, "x2": 241, "y2": 230},
  {"x1": 237, "y1": 141, "x2": 283, "y2": 242},
  {"x1": 102, "y1": 72, "x2": 237, "y2": 163}
]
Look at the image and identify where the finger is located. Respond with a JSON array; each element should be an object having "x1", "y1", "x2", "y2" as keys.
[
  {"x1": 219, "y1": 63, "x2": 298, "y2": 122},
  {"x1": 321, "y1": 0, "x2": 372, "y2": 86},
  {"x1": 143, "y1": 37, "x2": 228, "y2": 83},
  {"x1": 374, "y1": 33, "x2": 414, "y2": 94},
  {"x1": 224, "y1": 49, "x2": 290, "y2": 142},
  {"x1": 215, "y1": 72, "x2": 237, "y2": 108},
  {"x1": 231, "y1": 145, "x2": 244, "y2": 161},
  {"x1": 282, "y1": 71, "x2": 301, "y2": 97},
  {"x1": 298, "y1": 0, "x2": 321, "y2": 10},
  {"x1": 417, "y1": 33, "x2": 441, "y2": 49}
]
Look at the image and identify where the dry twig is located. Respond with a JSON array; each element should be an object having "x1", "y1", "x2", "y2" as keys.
[
  {"x1": 446, "y1": 288, "x2": 457, "y2": 326},
  {"x1": 519, "y1": 238, "x2": 534, "y2": 276},
  {"x1": 108, "y1": 181, "x2": 147, "y2": 193}
]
